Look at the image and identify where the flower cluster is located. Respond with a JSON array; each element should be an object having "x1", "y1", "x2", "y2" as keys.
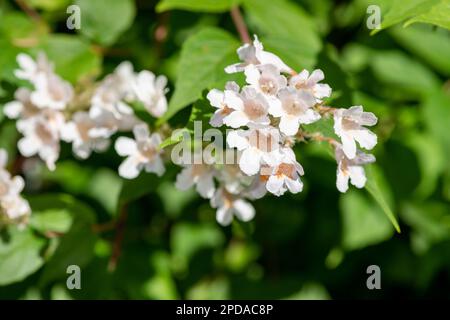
[
  {"x1": 0, "y1": 149, "x2": 30, "y2": 226},
  {"x1": 5, "y1": 53, "x2": 168, "y2": 176},
  {"x1": 175, "y1": 36, "x2": 378, "y2": 225}
]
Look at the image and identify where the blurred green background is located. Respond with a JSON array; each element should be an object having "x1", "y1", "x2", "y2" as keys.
[{"x1": 0, "y1": 0, "x2": 449, "y2": 299}]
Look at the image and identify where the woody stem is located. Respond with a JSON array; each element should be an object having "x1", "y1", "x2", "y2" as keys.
[{"x1": 230, "y1": 6, "x2": 251, "y2": 44}]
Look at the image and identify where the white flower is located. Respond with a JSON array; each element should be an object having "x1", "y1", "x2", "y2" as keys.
[
  {"x1": 210, "y1": 188, "x2": 255, "y2": 226},
  {"x1": 16, "y1": 109, "x2": 65, "y2": 171},
  {"x1": 333, "y1": 106, "x2": 378, "y2": 159},
  {"x1": 175, "y1": 164, "x2": 216, "y2": 199},
  {"x1": 269, "y1": 87, "x2": 319, "y2": 136},
  {"x1": 216, "y1": 163, "x2": 253, "y2": 195},
  {"x1": 207, "y1": 81, "x2": 240, "y2": 127},
  {"x1": 0, "y1": 149, "x2": 31, "y2": 224},
  {"x1": 225, "y1": 35, "x2": 292, "y2": 74},
  {"x1": 14, "y1": 52, "x2": 53, "y2": 83},
  {"x1": 227, "y1": 127, "x2": 280, "y2": 176},
  {"x1": 289, "y1": 69, "x2": 331, "y2": 103},
  {"x1": 133, "y1": 70, "x2": 168, "y2": 118},
  {"x1": 115, "y1": 124, "x2": 165, "y2": 179},
  {"x1": 113, "y1": 61, "x2": 137, "y2": 101},
  {"x1": 90, "y1": 77, "x2": 135, "y2": 121},
  {"x1": 244, "y1": 64, "x2": 286, "y2": 108},
  {"x1": 334, "y1": 144, "x2": 375, "y2": 193},
  {"x1": 3, "y1": 88, "x2": 40, "y2": 120},
  {"x1": 30, "y1": 72, "x2": 74, "y2": 110},
  {"x1": 223, "y1": 86, "x2": 270, "y2": 128},
  {"x1": 61, "y1": 111, "x2": 111, "y2": 159},
  {"x1": 260, "y1": 147, "x2": 304, "y2": 196}
]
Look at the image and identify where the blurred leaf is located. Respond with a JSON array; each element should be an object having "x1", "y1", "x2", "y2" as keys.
[
  {"x1": 401, "y1": 202, "x2": 450, "y2": 253},
  {"x1": 225, "y1": 241, "x2": 259, "y2": 273},
  {"x1": 0, "y1": 228, "x2": 45, "y2": 286},
  {"x1": 30, "y1": 209, "x2": 73, "y2": 234},
  {"x1": 157, "y1": 181, "x2": 196, "y2": 218},
  {"x1": 341, "y1": 190, "x2": 394, "y2": 250},
  {"x1": 75, "y1": 0, "x2": 136, "y2": 45},
  {"x1": 159, "y1": 27, "x2": 239, "y2": 123},
  {"x1": 142, "y1": 251, "x2": 179, "y2": 299},
  {"x1": 40, "y1": 34, "x2": 101, "y2": 83},
  {"x1": 404, "y1": 131, "x2": 446, "y2": 198},
  {"x1": 118, "y1": 172, "x2": 160, "y2": 206},
  {"x1": 171, "y1": 223, "x2": 224, "y2": 273},
  {"x1": 157, "y1": 0, "x2": 240, "y2": 12},
  {"x1": 243, "y1": 0, "x2": 321, "y2": 70},
  {"x1": 87, "y1": 169, "x2": 122, "y2": 216},
  {"x1": 370, "y1": 51, "x2": 440, "y2": 95},
  {"x1": 25, "y1": 0, "x2": 71, "y2": 11},
  {"x1": 365, "y1": 165, "x2": 401, "y2": 233},
  {"x1": 422, "y1": 89, "x2": 450, "y2": 154},
  {"x1": 371, "y1": 0, "x2": 450, "y2": 33},
  {"x1": 186, "y1": 276, "x2": 229, "y2": 299},
  {"x1": 390, "y1": 26, "x2": 450, "y2": 76},
  {"x1": 29, "y1": 194, "x2": 98, "y2": 286},
  {"x1": 285, "y1": 282, "x2": 330, "y2": 300}
]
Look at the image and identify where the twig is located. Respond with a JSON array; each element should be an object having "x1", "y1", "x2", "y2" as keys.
[
  {"x1": 230, "y1": 6, "x2": 251, "y2": 44},
  {"x1": 108, "y1": 205, "x2": 128, "y2": 272},
  {"x1": 14, "y1": 0, "x2": 41, "y2": 22}
]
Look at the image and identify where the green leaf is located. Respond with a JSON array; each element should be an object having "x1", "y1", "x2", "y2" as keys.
[
  {"x1": 390, "y1": 26, "x2": 450, "y2": 76},
  {"x1": 118, "y1": 172, "x2": 160, "y2": 206},
  {"x1": 39, "y1": 34, "x2": 101, "y2": 83},
  {"x1": 159, "y1": 27, "x2": 239, "y2": 123},
  {"x1": 341, "y1": 189, "x2": 394, "y2": 250},
  {"x1": 371, "y1": 0, "x2": 450, "y2": 33},
  {"x1": 27, "y1": 194, "x2": 98, "y2": 286},
  {"x1": 370, "y1": 51, "x2": 440, "y2": 95},
  {"x1": 365, "y1": 166, "x2": 401, "y2": 233},
  {"x1": 243, "y1": 0, "x2": 321, "y2": 70},
  {"x1": 422, "y1": 89, "x2": 450, "y2": 154},
  {"x1": 157, "y1": 0, "x2": 240, "y2": 12},
  {"x1": 30, "y1": 209, "x2": 73, "y2": 234},
  {"x1": 171, "y1": 223, "x2": 224, "y2": 273},
  {"x1": 75, "y1": 0, "x2": 136, "y2": 45},
  {"x1": 0, "y1": 228, "x2": 45, "y2": 285}
]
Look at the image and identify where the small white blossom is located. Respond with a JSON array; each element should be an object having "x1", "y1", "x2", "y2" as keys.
[
  {"x1": 175, "y1": 163, "x2": 216, "y2": 199},
  {"x1": 3, "y1": 88, "x2": 39, "y2": 120},
  {"x1": 225, "y1": 35, "x2": 292, "y2": 74},
  {"x1": 333, "y1": 106, "x2": 378, "y2": 159},
  {"x1": 133, "y1": 70, "x2": 168, "y2": 118},
  {"x1": 61, "y1": 111, "x2": 111, "y2": 159},
  {"x1": 210, "y1": 188, "x2": 255, "y2": 226},
  {"x1": 16, "y1": 109, "x2": 65, "y2": 171},
  {"x1": 223, "y1": 86, "x2": 270, "y2": 128},
  {"x1": 269, "y1": 87, "x2": 319, "y2": 136},
  {"x1": 14, "y1": 52, "x2": 53, "y2": 83},
  {"x1": 0, "y1": 149, "x2": 31, "y2": 225},
  {"x1": 289, "y1": 69, "x2": 331, "y2": 103},
  {"x1": 115, "y1": 124, "x2": 165, "y2": 179},
  {"x1": 207, "y1": 81, "x2": 240, "y2": 127},
  {"x1": 261, "y1": 147, "x2": 304, "y2": 196},
  {"x1": 227, "y1": 127, "x2": 280, "y2": 176},
  {"x1": 245, "y1": 64, "x2": 286, "y2": 109},
  {"x1": 334, "y1": 144, "x2": 375, "y2": 193},
  {"x1": 30, "y1": 72, "x2": 74, "y2": 110}
]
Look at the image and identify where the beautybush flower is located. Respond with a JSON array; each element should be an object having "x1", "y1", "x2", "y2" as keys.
[
  {"x1": 207, "y1": 81, "x2": 240, "y2": 127},
  {"x1": 0, "y1": 149, "x2": 31, "y2": 226},
  {"x1": 289, "y1": 69, "x2": 332, "y2": 103},
  {"x1": 175, "y1": 163, "x2": 216, "y2": 199},
  {"x1": 334, "y1": 143, "x2": 376, "y2": 193},
  {"x1": 210, "y1": 188, "x2": 255, "y2": 226},
  {"x1": 133, "y1": 70, "x2": 169, "y2": 118},
  {"x1": 333, "y1": 106, "x2": 378, "y2": 159},
  {"x1": 115, "y1": 124, "x2": 165, "y2": 179}
]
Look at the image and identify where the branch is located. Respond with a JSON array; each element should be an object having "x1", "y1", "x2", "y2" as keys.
[
  {"x1": 230, "y1": 6, "x2": 251, "y2": 44},
  {"x1": 14, "y1": 0, "x2": 41, "y2": 23},
  {"x1": 108, "y1": 205, "x2": 128, "y2": 272}
]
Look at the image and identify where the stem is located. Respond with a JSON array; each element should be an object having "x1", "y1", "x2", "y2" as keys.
[
  {"x1": 230, "y1": 6, "x2": 251, "y2": 44},
  {"x1": 108, "y1": 205, "x2": 128, "y2": 272},
  {"x1": 15, "y1": 0, "x2": 41, "y2": 22}
]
